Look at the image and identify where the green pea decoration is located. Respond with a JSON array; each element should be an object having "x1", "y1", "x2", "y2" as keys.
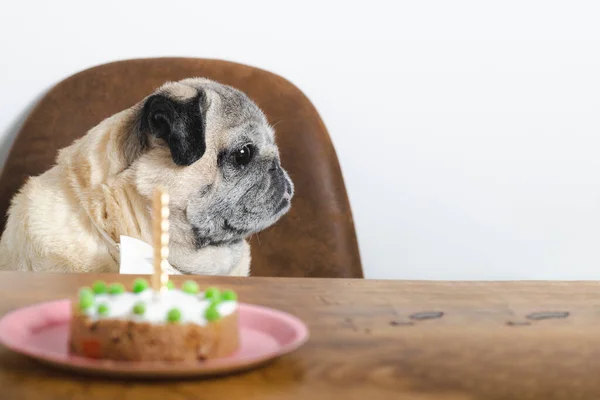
[
  {"x1": 97, "y1": 303, "x2": 110, "y2": 316},
  {"x1": 132, "y1": 278, "x2": 148, "y2": 293},
  {"x1": 79, "y1": 287, "x2": 95, "y2": 311},
  {"x1": 221, "y1": 290, "x2": 237, "y2": 301},
  {"x1": 182, "y1": 280, "x2": 199, "y2": 294},
  {"x1": 204, "y1": 287, "x2": 221, "y2": 302},
  {"x1": 205, "y1": 304, "x2": 221, "y2": 321},
  {"x1": 92, "y1": 281, "x2": 108, "y2": 294},
  {"x1": 108, "y1": 283, "x2": 125, "y2": 295},
  {"x1": 167, "y1": 308, "x2": 182, "y2": 323},
  {"x1": 132, "y1": 302, "x2": 146, "y2": 315},
  {"x1": 167, "y1": 280, "x2": 175, "y2": 290}
]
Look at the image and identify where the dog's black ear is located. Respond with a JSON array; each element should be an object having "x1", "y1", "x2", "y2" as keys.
[{"x1": 140, "y1": 93, "x2": 206, "y2": 166}]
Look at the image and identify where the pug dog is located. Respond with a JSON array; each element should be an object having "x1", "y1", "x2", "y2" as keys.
[{"x1": 0, "y1": 78, "x2": 294, "y2": 275}]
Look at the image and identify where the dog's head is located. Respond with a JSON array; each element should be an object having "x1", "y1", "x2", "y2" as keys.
[{"x1": 127, "y1": 78, "x2": 293, "y2": 249}]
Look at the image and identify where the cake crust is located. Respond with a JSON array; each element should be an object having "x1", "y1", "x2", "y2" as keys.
[{"x1": 69, "y1": 300, "x2": 239, "y2": 362}]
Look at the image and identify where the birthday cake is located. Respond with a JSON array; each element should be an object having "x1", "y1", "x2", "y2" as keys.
[{"x1": 69, "y1": 279, "x2": 240, "y2": 362}]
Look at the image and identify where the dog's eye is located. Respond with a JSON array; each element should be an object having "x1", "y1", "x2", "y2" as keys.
[{"x1": 233, "y1": 144, "x2": 255, "y2": 166}]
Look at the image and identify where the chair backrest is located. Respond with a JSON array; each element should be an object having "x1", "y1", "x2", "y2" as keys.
[{"x1": 0, "y1": 58, "x2": 363, "y2": 278}]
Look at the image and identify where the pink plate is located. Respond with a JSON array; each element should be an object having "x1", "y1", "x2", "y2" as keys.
[{"x1": 0, "y1": 299, "x2": 309, "y2": 378}]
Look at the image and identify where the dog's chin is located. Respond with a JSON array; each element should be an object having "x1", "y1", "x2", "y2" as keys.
[
  {"x1": 246, "y1": 205, "x2": 291, "y2": 235},
  {"x1": 236, "y1": 193, "x2": 292, "y2": 237},
  {"x1": 272, "y1": 194, "x2": 291, "y2": 217}
]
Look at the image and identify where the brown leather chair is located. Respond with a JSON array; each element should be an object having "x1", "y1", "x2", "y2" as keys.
[{"x1": 0, "y1": 58, "x2": 363, "y2": 278}]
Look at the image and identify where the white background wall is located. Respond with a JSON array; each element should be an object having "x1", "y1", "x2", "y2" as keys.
[{"x1": 2, "y1": 1, "x2": 600, "y2": 280}]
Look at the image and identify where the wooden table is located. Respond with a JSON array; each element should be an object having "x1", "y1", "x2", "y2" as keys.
[{"x1": 1, "y1": 272, "x2": 600, "y2": 400}]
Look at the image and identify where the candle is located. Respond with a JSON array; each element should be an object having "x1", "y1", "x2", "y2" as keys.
[{"x1": 152, "y1": 186, "x2": 170, "y2": 294}]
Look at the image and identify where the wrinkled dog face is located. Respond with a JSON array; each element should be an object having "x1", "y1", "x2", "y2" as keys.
[{"x1": 134, "y1": 78, "x2": 293, "y2": 249}]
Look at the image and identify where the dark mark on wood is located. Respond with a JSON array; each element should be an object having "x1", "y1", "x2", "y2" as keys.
[
  {"x1": 526, "y1": 311, "x2": 570, "y2": 320},
  {"x1": 410, "y1": 311, "x2": 444, "y2": 320},
  {"x1": 506, "y1": 321, "x2": 531, "y2": 326},
  {"x1": 390, "y1": 321, "x2": 414, "y2": 326},
  {"x1": 341, "y1": 317, "x2": 358, "y2": 332}
]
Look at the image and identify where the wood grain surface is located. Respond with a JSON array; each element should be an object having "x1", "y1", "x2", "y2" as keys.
[{"x1": 1, "y1": 271, "x2": 600, "y2": 400}]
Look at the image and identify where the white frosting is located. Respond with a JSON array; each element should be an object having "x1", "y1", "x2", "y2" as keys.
[{"x1": 83, "y1": 289, "x2": 237, "y2": 326}]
